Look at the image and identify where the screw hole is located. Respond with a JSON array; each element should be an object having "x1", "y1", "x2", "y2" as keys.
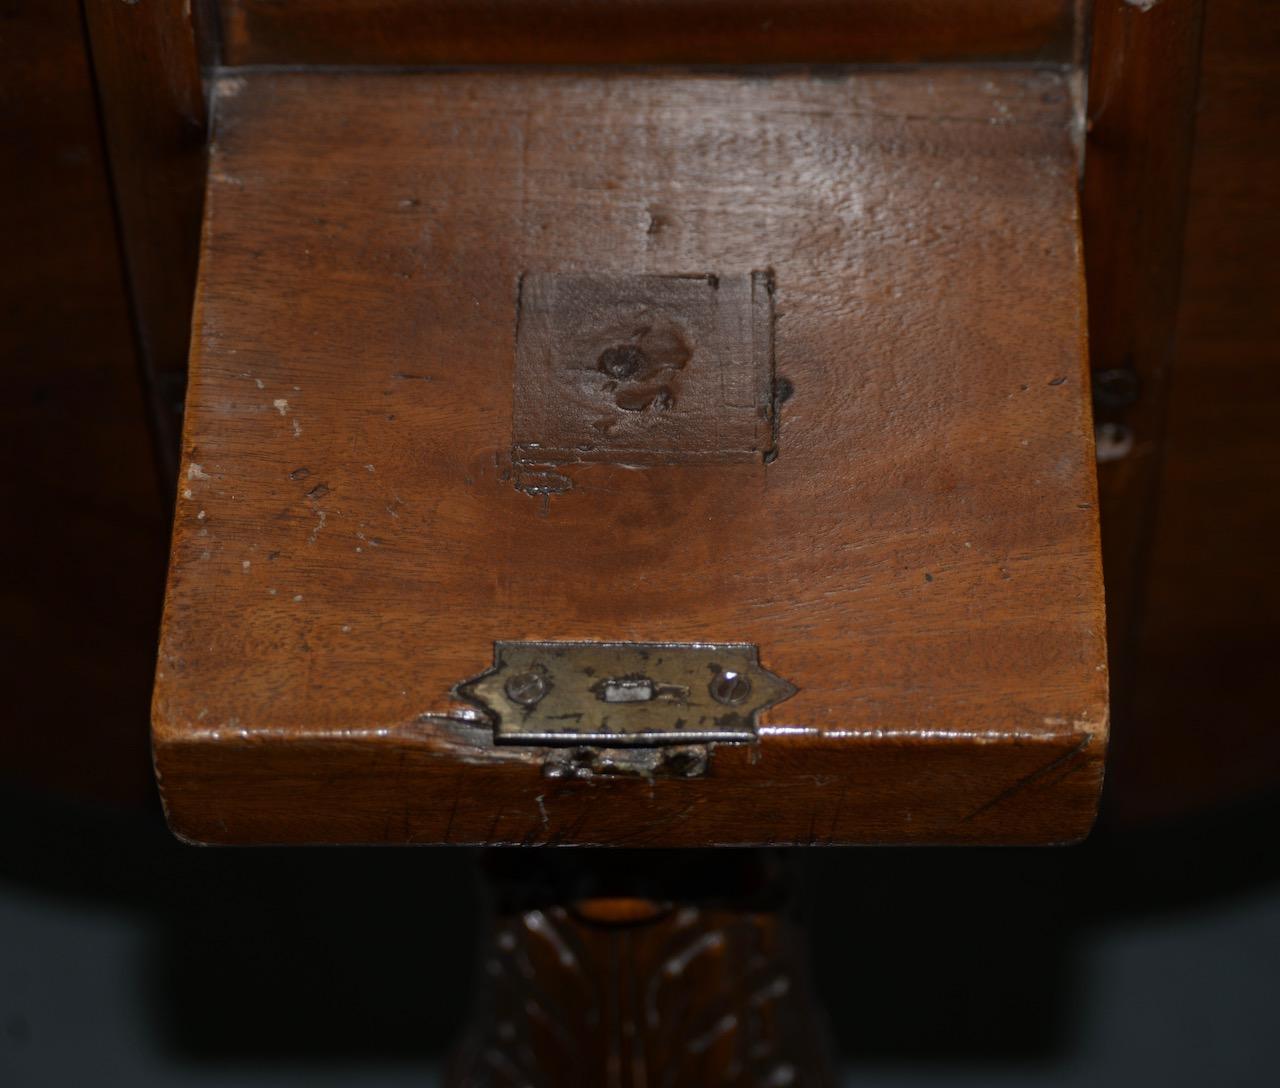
[{"x1": 598, "y1": 344, "x2": 647, "y2": 381}]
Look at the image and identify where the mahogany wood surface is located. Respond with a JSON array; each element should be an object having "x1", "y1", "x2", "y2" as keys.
[
  {"x1": 1112, "y1": 0, "x2": 1280, "y2": 825},
  {"x1": 451, "y1": 850, "x2": 833, "y2": 1085},
  {"x1": 216, "y1": 0, "x2": 1078, "y2": 66},
  {"x1": 0, "y1": 0, "x2": 169, "y2": 805},
  {"x1": 453, "y1": 903, "x2": 832, "y2": 1085},
  {"x1": 154, "y1": 68, "x2": 1106, "y2": 845},
  {"x1": 1082, "y1": 0, "x2": 1206, "y2": 730},
  {"x1": 82, "y1": 0, "x2": 207, "y2": 481}
]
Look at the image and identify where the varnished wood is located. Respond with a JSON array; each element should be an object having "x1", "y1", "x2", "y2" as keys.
[
  {"x1": 1110, "y1": 0, "x2": 1280, "y2": 825},
  {"x1": 454, "y1": 904, "x2": 831, "y2": 1085},
  {"x1": 1082, "y1": 0, "x2": 1206, "y2": 715},
  {"x1": 451, "y1": 850, "x2": 833, "y2": 1086},
  {"x1": 82, "y1": 0, "x2": 207, "y2": 481},
  {"x1": 218, "y1": 0, "x2": 1078, "y2": 66},
  {"x1": 154, "y1": 68, "x2": 1106, "y2": 845},
  {"x1": 0, "y1": 0, "x2": 168, "y2": 805}
]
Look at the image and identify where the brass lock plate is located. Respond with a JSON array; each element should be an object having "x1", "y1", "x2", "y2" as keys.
[{"x1": 456, "y1": 641, "x2": 797, "y2": 746}]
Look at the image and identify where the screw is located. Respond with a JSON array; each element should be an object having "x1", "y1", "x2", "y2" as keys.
[
  {"x1": 709, "y1": 669, "x2": 751, "y2": 705},
  {"x1": 1092, "y1": 368, "x2": 1140, "y2": 410},
  {"x1": 504, "y1": 670, "x2": 548, "y2": 707},
  {"x1": 1094, "y1": 421, "x2": 1135, "y2": 464},
  {"x1": 598, "y1": 344, "x2": 647, "y2": 381}
]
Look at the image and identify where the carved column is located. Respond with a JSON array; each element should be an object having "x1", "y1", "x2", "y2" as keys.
[{"x1": 450, "y1": 852, "x2": 834, "y2": 1087}]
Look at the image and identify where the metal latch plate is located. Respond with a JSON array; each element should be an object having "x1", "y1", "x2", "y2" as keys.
[{"x1": 456, "y1": 641, "x2": 797, "y2": 746}]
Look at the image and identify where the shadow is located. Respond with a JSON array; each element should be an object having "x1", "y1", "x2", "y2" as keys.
[
  {"x1": 1, "y1": 783, "x2": 1277, "y2": 1073},
  {"x1": 806, "y1": 846, "x2": 1084, "y2": 1063},
  {"x1": 0, "y1": 785, "x2": 477, "y2": 1064},
  {"x1": 806, "y1": 790, "x2": 1280, "y2": 1066}
]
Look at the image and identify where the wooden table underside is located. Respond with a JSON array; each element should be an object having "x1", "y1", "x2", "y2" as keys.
[{"x1": 155, "y1": 68, "x2": 1106, "y2": 846}]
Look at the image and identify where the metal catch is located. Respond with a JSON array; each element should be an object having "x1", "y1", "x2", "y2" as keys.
[{"x1": 455, "y1": 641, "x2": 797, "y2": 746}]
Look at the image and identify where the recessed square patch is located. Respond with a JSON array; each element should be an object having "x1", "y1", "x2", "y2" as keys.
[{"x1": 512, "y1": 272, "x2": 776, "y2": 469}]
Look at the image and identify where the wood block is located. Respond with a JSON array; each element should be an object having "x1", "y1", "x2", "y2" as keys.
[{"x1": 155, "y1": 69, "x2": 1106, "y2": 845}]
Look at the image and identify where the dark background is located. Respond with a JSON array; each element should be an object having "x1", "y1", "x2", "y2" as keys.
[
  {"x1": 3, "y1": 0, "x2": 1278, "y2": 1083},
  {"x1": 3, "y1": 792, "x2": 1278, "y2": 1084}
]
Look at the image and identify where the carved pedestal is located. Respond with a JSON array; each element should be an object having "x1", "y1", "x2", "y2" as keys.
[{"x1": 451, "y1": 853, "x2": 833, "y2": 1087}]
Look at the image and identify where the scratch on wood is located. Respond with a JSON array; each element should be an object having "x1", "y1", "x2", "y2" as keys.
[{"x1": 963, "y1": 735, "x2": 1094, "y2": 822}]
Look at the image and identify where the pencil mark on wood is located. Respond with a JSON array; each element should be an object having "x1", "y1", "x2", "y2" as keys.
[{"x1": 963, "y1": 734, "x2": 1094, "y2": 822}]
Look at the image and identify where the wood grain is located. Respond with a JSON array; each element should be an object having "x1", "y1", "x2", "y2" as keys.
[
  {"x1": 82, "y1": 0, "x2": 207, "y2": 481},
  {"x1": 218, "y1": 0, "x2": 1078, "y2": 66},
  {"x1": 154, "y1": 69, "x2": 1106, "y2": 845},
  {"x1": 1110, "y1": 0, "x2": 1280, "y2": 826},
  {"x1": 451, "y1": 903, "x2": 833, "y2": 1086},
  {"x1": 1082, "y1": 0, "x2": 1206, "y2": 730},
  {"x1": 511, "y1": 272, "x2": 776, "y2": 469},
  {"x1": 0, "y1": 0, "x2": 169, "y2": 805}
]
